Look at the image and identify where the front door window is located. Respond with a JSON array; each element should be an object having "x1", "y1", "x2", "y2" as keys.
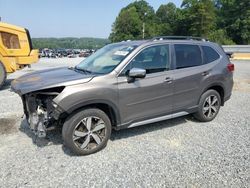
[{"x1": 122, "y1": 44, "x2": 170, "y2": 75}]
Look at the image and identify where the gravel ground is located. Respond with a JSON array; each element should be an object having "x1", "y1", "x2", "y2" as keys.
[{"x1": 0, "y1": 59, "x2": 249, "y2": 187}]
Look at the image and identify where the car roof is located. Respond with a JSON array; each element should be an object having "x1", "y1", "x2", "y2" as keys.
[
  {"x1": 114, "y1": 37, "x2": 216, "y2": 48},
  {"x1": 113, "y1": 40, "x2": 149, "y2": 46}
]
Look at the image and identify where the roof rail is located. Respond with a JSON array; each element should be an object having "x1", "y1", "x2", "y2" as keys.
[{"x1": 152, "y1": 36, "x2": 209, "y2": 42}]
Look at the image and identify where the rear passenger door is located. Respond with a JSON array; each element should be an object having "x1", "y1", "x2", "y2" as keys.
[{"x1": 172, "y1": 44, "x2": 209, "y2": 112}]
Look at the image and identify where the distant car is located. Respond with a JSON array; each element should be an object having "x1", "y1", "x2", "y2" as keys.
[
  {"x1": 49, "y1": 53, "x2": 57, "y2": 58},
  {"x1": 60, "y1": 51, "x2": 68, "y2": 57},
  {"x1": 11, "y1": 36, "x2": 234, "y2": 155},
  {"x1": 79, "y1": 52, "x2": 91, "y2": 57},
  {"x1": 68, "y1": 54, "x2": 77, "y2": 58}
]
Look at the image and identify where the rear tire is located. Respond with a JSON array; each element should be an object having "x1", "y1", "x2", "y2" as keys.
[
  {"x1": 0, "y1": 62, "x2": 6, "y2": 89},
  {"x1": 194, "y1": 89, "x2": 221, "y2": 122},
  {"x1": 62, "y1": 108, "x2": 112, "y2": 155}
]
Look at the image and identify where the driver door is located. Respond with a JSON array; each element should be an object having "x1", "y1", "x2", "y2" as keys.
[{"x1": 117, "y1": 44, "x2": 174, "y2": 125}]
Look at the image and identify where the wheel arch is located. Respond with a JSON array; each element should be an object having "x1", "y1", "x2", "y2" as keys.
[
  {"x1": 64, "y1": 100, "x2": 121, "y2": 127},
  {"x1": 201, "y1": 83, "x2": 225, "y2": 106}
]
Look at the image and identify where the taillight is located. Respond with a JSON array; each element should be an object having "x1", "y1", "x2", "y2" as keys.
[{"x1": 227, "y1": 63, "x2": 234, "y2": 72}]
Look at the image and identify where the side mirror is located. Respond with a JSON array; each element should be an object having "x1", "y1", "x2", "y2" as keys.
[{"x1": 128, "y1": 68, "x2": 146, "y2": 79}]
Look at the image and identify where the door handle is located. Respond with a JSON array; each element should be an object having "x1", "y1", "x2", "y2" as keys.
[
  {"x1": 202, "y1": 71, "x2": 209, "y2": 76},
  {"x1": 164, "y1": 77, "x2": 173, "y2": 83}
]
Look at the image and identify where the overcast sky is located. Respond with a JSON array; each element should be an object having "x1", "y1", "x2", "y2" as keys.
[{"x1": 0, "y1": 0, "x2": 182, "y2": 38}]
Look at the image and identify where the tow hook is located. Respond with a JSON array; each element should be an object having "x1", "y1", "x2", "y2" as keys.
[{"x1": 37, "y1": 121, "x2": 46, "y2": 138}]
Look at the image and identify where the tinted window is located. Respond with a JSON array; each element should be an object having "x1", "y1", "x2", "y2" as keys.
[
  {"x1": 174, "y1": 44, "x2": 202, "y2": 69},
  {"x1": 202, "y1": 46, "x2": 220, "y2": 64},
  {"x1": 0, "y1": 32, "x2": 20, "y2": 49},
  {"x1": 124, "y1": 45, "x2": 169, "y2": 75}
]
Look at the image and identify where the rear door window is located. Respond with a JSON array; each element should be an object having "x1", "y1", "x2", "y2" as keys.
[
  {"x1": 174, "y1": 44, "x2": 202, "y2": 69},
  {"x1": 202, "y1": 46, "x2": 220, "y2": 64}
]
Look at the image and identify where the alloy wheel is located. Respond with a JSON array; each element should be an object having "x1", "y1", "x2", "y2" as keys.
[
  {"x1": 73, "y1": 116, "x2": 106, "y2": 150},
  {"x1": 202, "y1": 95, "x2": 219, "y2": 118}
]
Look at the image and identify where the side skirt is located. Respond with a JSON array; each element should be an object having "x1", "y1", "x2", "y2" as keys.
[{"x1": 115, "y1": 111, "x2": 189, "y2": 130}]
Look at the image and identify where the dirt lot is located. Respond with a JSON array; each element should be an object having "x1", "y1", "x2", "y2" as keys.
[{"x1": 0, "y1": 58, "x2": 249, "y2": 187}]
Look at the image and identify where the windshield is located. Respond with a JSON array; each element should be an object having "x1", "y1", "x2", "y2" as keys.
[{"x1": 76, "y1": 43, "x2": 137, "y2": 74}]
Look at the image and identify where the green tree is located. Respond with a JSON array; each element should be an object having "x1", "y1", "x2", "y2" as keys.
[
  {"x1": 181, "y1": 0, "x2": 216, "y2": 37},
  {"x1": 127, "y1": 0, "x2": 157, "y2": 38},
  {"x1": 109, "y1": 0, "x2": 246, "y2": 45},
  {"x1": 126, "y1": 0, "x2": 155, "y2": 22},
  {"x1": 208, "y1": 29, "x2": 235, "y2": 45},
  {"x1": 109, "y1": 0, "x2": 157, "y2": 42},
  {"x1": 156, "y1": 3, "x2": 178, "y2": 35},
  {"x1": 216, "y1": 0, "x2": 250, "y2": 44},
  {"x1": 109, "y1": 6, "x2": 142, "y2": 42}
]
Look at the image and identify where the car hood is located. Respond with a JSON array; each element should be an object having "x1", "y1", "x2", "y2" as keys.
[{"x1": 11, "y1": 67, "x2": 94, "y2": 95}]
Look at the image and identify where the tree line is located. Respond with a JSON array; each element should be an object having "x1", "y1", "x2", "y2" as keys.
[
  {"x1": 109, "y1": 0, "x2": 250, "y2": 45},
  {"x1": 32, "y1": 37, "x2": 109, "y2": 49}
]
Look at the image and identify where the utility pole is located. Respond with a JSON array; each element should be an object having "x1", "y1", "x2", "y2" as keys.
[
  {"x1": 142, "y1": 12, "x2": 147, "y2": 39},
  {"x1": 142, "y1": 22, "x2": 145, "y2": 39}
]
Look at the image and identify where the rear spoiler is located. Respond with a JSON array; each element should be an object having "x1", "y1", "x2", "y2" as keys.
[{"x1": 226, "y1": 52, "x2": 233, "y2": 59}]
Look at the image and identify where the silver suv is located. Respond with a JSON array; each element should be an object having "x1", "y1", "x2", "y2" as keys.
[{"x1": 11, "y1": 36, "x2": 234, "y2": 155}]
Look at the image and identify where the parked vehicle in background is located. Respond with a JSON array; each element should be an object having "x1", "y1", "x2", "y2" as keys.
[
  {"x1": 38, "y1": 48, "x2": 95, "y2": 58},
  {"x1": 11, "y1": 36, "x2": 234, "y2": 155},
  {"x1": 0, "y1": 22, "x2": 38, "y2": 88},
  {"x1": 67, "y1": 54, "x2": 77, "y2": 58},
  {"x1": 79, "y1": 49, "x2": 96, "y2": 57},
  {"x1": 79, "y1": 51, "x2": 91, "y2": 57}
]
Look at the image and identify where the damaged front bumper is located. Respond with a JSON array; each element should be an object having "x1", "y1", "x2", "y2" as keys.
[{"x1": 22, "y1": 90, "x2": 64, "y2": 138}]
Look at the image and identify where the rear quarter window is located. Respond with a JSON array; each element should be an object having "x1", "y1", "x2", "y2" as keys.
[{"x1": 202, "y1": 46, "x2": 220, "y2": 64}]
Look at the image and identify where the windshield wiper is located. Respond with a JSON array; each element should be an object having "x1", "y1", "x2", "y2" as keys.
[{"x1": 73, "y1": 66, "x2": 92, "y2": 74}]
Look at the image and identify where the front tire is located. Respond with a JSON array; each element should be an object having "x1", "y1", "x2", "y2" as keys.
[
  {"x1": 0, "y1": 62, "x2": 6, "y2": 89},
  {"x1": 194, "y1": 89, "x2": 221, "y2": 122},
  {"x1": 62, "y1": 108, "x2": 112, "y2": 155}
]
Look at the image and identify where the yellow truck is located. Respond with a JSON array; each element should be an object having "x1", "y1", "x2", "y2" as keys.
[{"x1": 0, "y1": 22, "x2": 38, "y2": 88}]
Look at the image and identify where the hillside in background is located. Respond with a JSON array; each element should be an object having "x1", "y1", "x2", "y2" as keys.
[{"x1": 32, "y1": 37, "x2": 110, "y2": 49}]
